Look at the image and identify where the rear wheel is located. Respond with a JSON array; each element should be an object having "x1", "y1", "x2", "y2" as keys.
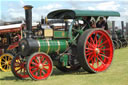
[
  {"x1": 117, "y1": 40, "x2": 122, "y2": 49},
  {"x1": 0, "y1": 53, "x2": 13, "y2": 72},
  {"x1": 120, "y1": 39, "x2": 128, "y2": 47},
  {"x1": 26, "y1": 52, "x2": 53, "y2": 80},
  {"x1": 113, "y1": 40, "x2": 119, "y2": 49},
  {"x1": 77, "y1": 28, "x2": 114, "y2": 73},
  {"x1": 11, "y1": 55, "x2": 29, "y2": 79}
]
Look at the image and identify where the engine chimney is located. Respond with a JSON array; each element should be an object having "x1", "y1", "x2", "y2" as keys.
[
  {"x1": 121, "y1": 21, "x2": 125, "y2": 38},
  {"x1": 112, "y1": 21, "x2": 117, "y2": 40},
  {"x1": 23, "y1": 5, "x2": 33, "y2": 38}
]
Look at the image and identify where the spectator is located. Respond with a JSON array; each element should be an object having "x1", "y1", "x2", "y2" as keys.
[
  {"x1": 91, "y1": 20, "x2": 96, "y2": 28},
  {"x1": 96, "y1": 17, "x2": 106, "y2": 29}
]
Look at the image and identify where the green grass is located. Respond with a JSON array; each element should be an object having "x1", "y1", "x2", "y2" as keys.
[{"x1": 0, "y1": 47, "x2": 128, "y2": 85}]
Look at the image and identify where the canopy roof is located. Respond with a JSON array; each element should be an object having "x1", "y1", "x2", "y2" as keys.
[{"x1": 47, "y1": 9, "x2": 120, "y2": 19}]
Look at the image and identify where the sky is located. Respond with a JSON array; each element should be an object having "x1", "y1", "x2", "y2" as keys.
[{"x1": 0, "y1": 0, "x2": 128, "y2": 26}]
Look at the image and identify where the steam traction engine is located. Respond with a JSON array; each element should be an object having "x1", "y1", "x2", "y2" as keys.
[
  {"x1": 0, "y1": 24, "x2": 22, "y2": 72},
  {"x1": 11, "y1": 5, "x2": 120, "y2": 80}
]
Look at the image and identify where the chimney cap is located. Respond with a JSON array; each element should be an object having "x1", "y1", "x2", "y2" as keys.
[{"x1": 23, "y1": 5, "x2": 33, "y2": 10}]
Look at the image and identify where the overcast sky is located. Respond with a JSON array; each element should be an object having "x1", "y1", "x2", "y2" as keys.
[{"x1": 0, "y1": 0, "x2": 128, "y2": 26}]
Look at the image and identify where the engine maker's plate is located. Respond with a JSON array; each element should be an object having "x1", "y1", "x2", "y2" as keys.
[{"x1": 44, "y1": 29, "x2": 53, "y2": 37}]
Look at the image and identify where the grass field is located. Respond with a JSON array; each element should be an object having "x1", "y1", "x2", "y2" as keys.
[{"x1": 0, "y1": 47, "x2": 128, "y2": 85}]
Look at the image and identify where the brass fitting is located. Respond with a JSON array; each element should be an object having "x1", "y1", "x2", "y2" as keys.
[{"x1": 23, "y1": 5, "x2": 33, "y2": 10}]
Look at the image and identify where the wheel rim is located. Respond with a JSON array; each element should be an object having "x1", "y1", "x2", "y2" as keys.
[
  {"x1": 0, "y1": 54, "x2": 13, "y2": 72},
  {"x1": 28, "y1": 53, "x2": 53, "y2": 80},
  {"x1": 13, "y1": 56, "x2": 29, "y2": 78},
  {"x1": 85, "y1": 30, "x2": 113, "y2": 72}
]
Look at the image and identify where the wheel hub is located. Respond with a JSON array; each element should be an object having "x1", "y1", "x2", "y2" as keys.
[
  {"x1": 95, "y1": 48, "x2": 100, "y2": 54},
  {"x1": 5, "y1": 61, "x2": 8, "y2": 65},
  {"x1": 39, "y1": 64, "x2": 43, "y2": 69}
]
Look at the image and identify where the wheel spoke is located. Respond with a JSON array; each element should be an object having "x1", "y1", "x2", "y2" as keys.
[
  {"x1": 100, "y1": 51, "x2": 105, "y2": 55},
  {"x1": 97, "y1": 34, "x2": 103, "y2": 45},
  {"x1": 90, "y1": 36, "x2": 95, "y2": 46},
  {"x1": 97, "y1": 55, "x2": 105, "y2": 65},
  {"x1": 100, "y1": 48, "x2": 110, "y2": 51},
  {"x1": 87, "y1": 55, "x2": 94, "y2": 62},
  {"x1": 43, "y1": 68, "x2": 48, "y2": 72},
  {"x1": 42, "y1": 60, "x2": 47, "y2": 65},
  {"x1": 42, "y1": 70, "x2": 46, "y2": 75},
  {"x1": 40, "y1": 69, "x2": 42, "y2": 77},
  {"x1": 8, "y1": 57, "x2": 12, "y2": 60},
  {"x1": 85, "y1": 48, "x2": 94, "y2": 51},
  {"x1": 34, "y1": 57, "x2": 39, "y2": 64},
  {"x1": 87, "y1": 41, "x2": 95, "y2": 48},
  {"x1": 98, "y1": 54, "x2": 109, "y2": 59},
  {"x1": 31, "y1": 62, "x2": 38, "y2": 66},
  {"x1": 31, "y1": 68, "x2": 38, "y2": 73},
  {"x1": 85, "y1": 50, "x2": 92, "y2": 54},
  {"x1": 37, "y1": 56, "x2": 41, "y2": 63},
  {"x1": 35, "y1": 72, "x2": 38, "y2": 76},
  {"x1": 2, "y1": 57, "x2": 6, "y2": 61},
  {"x1": 1, "y1": 61, "x2": 5, "y2": 63},
  {"x1": 91, "y1": 58, "x2": 95, "y2": 66},
  {"x1": 1, "y1": 64, "x2": 6, "y2": 66},
  {"x1": 43, "y1": 64, "x2": 49, "y2": 67},
  {"x1": 3, "y1": 65, "x2": 6, "y2": 69},
  {"x1": 5, "y1": 56, "x2": 7, "y2": 61},
  {"x1": 8, "y1": 60, "x2": 12, "y2": 63},
  {"x1": 96, "y1": 56, "x2": 99, "y2": 67},
  {"x1": 94, "y1": 33, "x2": 98, "y2": 46},
  {"x1": 30, "y1": 66, "x2": 37, "y2": 69},
  {"x1": 93, "y1": 56, "x2": 96, "y2": 66},
  {"x1": 16, "y1": 68, "x2": 21, "y2": 72},
  {"x1": 7, "y1": 65, "x2": 10, "y2": 70},
  {"x1": 41, "y1": 56, "x2": 44, "y2": 63},
  {"x1": 99, "y1": 40, "x2": 108, "y2": 47},
  {"x1": 99, "y1": 45, "x2": 105, "y2": 49},
  {"x1": 86, "y1": 52, "x2": 93, "y2": 56},
  {"x1": 20, "y1": 68, "x2": 23, "y2": 73}
]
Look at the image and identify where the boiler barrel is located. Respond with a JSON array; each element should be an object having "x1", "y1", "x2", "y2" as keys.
[
  {"x1": 37, "y1": 39, "x2": 69, "y2": 53},
  {"x1": 19, "y1": 38, "x2": 69, "y2": 56}
]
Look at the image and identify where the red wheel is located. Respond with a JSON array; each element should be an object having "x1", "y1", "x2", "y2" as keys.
[
  {"x1": 77, "y1": 28, "x2": 114, "y2": 73},
  {"x1": 26, "y1": 52, "x2": 53, "y2": 80},
  {"x1": 11, "y1": 55, "x2": 29, "y2": 79}
]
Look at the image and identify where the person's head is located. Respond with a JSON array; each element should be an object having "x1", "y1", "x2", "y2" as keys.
[{"x1": 99, "y1": 17, "x2": 104, "y2": 21}]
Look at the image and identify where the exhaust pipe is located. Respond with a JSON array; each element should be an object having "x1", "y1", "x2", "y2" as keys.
[{"x1": 23, "y1": 5, "x2": 33, "y2": 38}]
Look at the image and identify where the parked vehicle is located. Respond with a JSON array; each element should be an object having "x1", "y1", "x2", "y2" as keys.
[
  {"x1": 0, "y1": 24, "x2": 22, "y2": 72},
  {"x1": 11, "y1": 5, "x2": 120, "y2": 80}
]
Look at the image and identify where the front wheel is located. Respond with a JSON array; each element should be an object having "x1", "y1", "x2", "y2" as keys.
[
  {"x1": 26, "y1": 52, "x2": 53, "y2": 80},
  {"x1": 77, "y1": 28, "x2": 114, "y2": 73}
]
